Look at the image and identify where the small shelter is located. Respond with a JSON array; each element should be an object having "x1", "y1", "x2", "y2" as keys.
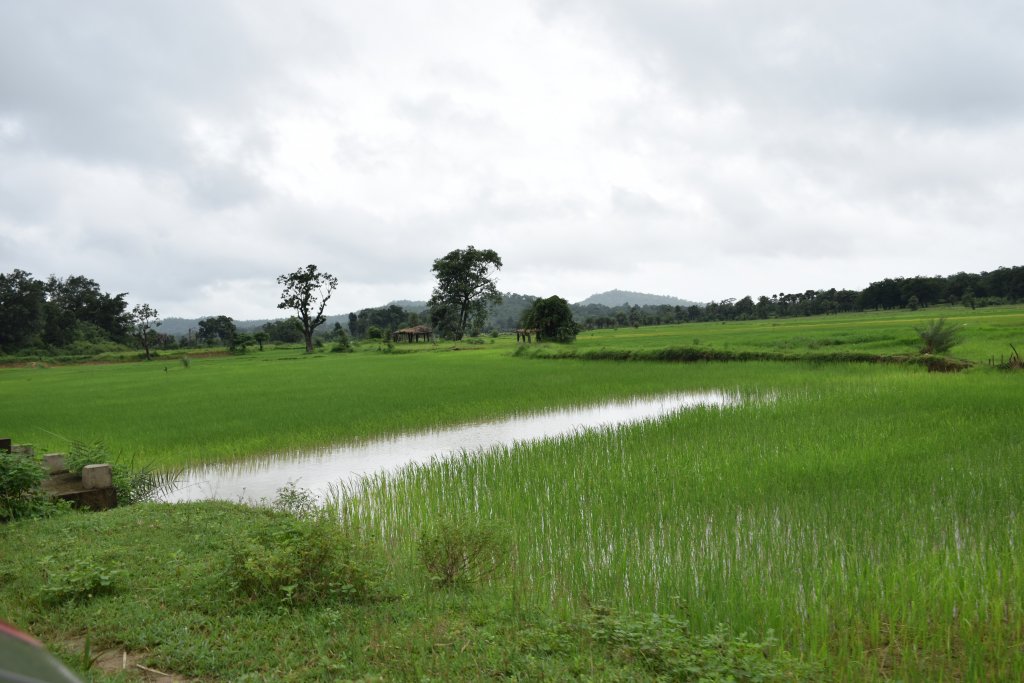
[{"x1": 393, "y1": 325, "x2": 433, "y2": 343}]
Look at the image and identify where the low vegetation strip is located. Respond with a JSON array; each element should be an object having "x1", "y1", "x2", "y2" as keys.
[{"x1": 523, "y1": 344, "x2": 974, "y2": 371}]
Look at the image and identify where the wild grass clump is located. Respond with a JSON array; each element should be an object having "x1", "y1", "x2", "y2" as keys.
[{"x1": 223, "y1": 513, "x2": 386, "y2": 606}]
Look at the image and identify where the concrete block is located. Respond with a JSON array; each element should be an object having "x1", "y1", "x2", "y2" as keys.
[
  {"x1": 43, "y1": 453, "x2": 68, "y2": 474},
  {"x1": 11, "y1": 444, "x2": 34, "y2": 456},
  {"x1": 82, "y1": 463, "x2": 113, "y2": 490}
]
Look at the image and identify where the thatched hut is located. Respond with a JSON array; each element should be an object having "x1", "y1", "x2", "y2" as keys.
[{"x1": 392, "y1": 325, "x2": 433, "y2": 343}]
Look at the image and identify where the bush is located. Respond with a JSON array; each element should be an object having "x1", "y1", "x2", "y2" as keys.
[
  {"x1": 916, "y1": 318, "x2": 963, "y2": 355},
  {"x1": 417, "y1": 519, "x2": 511, "y2": 588},
  {"x1": 0, "y1": 453, "x2": 52, "y2": 521},
  {"x1": 224, "y1": 514, "x2": 386, "y2": 606},
  {"x1": 330, "y1": 329, "x2": 353, "y2": 353}
]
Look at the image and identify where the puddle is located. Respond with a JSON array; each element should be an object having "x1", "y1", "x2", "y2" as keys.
[{"x1": 164, "y1": 390, "x2": 737, "y2": 503}]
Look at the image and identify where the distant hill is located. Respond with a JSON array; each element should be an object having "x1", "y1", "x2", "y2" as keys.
[
  {"x1": 387, "y1": 300, "x2": 429, "y2": 312},
  {"x1": 575, "y1": 290, "x2": 700, "y2": 308}
]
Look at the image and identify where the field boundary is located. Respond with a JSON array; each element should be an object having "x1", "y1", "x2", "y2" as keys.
[{"x1": 521, "y1": 345, "x2": 973, "y2": 371}]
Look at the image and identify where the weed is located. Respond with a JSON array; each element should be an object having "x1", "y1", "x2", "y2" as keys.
[
  {"x1": 38, "y1": 555, "x2": 121, "y2": 604},
  {"x1": 0, "y1": 453, "x2": 50, "y2": 521}
]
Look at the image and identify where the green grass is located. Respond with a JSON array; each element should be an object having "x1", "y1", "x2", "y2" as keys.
[{"x1": 571, "y1": 304, "x2": 1024, "y2": 364}]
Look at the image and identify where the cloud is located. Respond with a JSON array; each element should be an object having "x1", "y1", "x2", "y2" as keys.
[{"x1": 1, "y1": 1, "x2": 1021, "y2": 318}]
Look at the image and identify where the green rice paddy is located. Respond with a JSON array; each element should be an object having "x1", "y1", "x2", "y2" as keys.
[{"x1": 2, "y1": 304, "x2": 1022, "y2": 679}]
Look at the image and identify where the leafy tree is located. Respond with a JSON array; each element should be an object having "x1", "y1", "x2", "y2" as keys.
[
  {"x1": 428, "y1": 246, "x2": 502, "y2": 341},
  {"x1": 277, "y1": 265, "x2": 338, "y2": 353},
  {"x1": 42, "y1": 275, "x2": 129, "y2": 347},
  {"x1": 0, "y1": 269, "x2": 46, "y2": 352},
  {"x1": 197, "y1": 315, "x2": 238, "y2": 347},
  {"x1": 522, "y1": 295, "x2": 579, "y2": 343},
  {"x1": 262, "y1": 318, "x2": 304, "y2": 344},
  {"x1": 253, "y1": 331, "x2": 269, "y2": 351},
  {"x1": 129, "y1": 303, "x2": 160, "y2": 360}
]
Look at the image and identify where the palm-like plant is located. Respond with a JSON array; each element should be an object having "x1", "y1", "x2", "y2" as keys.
[{"x1": 916, "y1": 318, "x2": 963, "y2": 355}]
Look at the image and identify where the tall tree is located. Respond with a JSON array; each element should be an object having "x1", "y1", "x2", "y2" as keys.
[
  {"x1": 428, "y1": 246, "x2": 502, "y2": 340},
  {"x1": 0, "y1": 269, "x2": 46, "y2": 352},
  {"x1": 197, "y1": 315, "x2": 237, "y2": 347},
  {"x1": 522, "y1": 295, "x2": 579, "y2": 343},
  {"x1": 43, "y1": 275, "x2": 129, "y2": 347},
  {"x1": 277, "y1": 265, "x2": 338, "y2": 353},
  {"x1": 129, "y1": 303, "x2": 160, "y2": 360}
]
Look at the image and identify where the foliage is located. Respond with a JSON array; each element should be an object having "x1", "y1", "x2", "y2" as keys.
[
  {"x1": 330, "y1": 327, "x2": 353, "y2": 352},
  {"x1": 915, "y1": 317, "x2": 963, "y2": 354},
  {"x1": 417, "y1": 518, "x2": 511, "y2": 587},
  {"x1": 277, "y1": 264, "x2": 338, "y2": 353},
  {"x1": 197, "y1": 315, "x2": 237, "y2": 347},
  {"x1": 428, "y1": 245, "x2": 503, "y2": 340},
  {"x1": 0, "y1": 453, "x2": 52, "y2": 521},
  {"x1": 43, "y1": 275, "x2": 130, "y2": 348},
  {"x1": 38, "y1": 555, "x2": 121, "y2": 604},
  {"x1": 128, "y1": 302, "x2": 160, "y2": 360},
  {"x1": 260, "y1": 317, "x2": 304, "y2": 343},
  {"x1": 64, "y1": 440, "x2": 180, "y2": 505},
  {"x1": 0, "y1": 269, "x2": 47, "y2": 352},
  {"x1": 223, "y1": 513, "x2": 385, "y2": 606},
  {"x1": 583, "y1": 606, "x2": 818, "y2": 681},
  {"x1": 522, "y1": 295, "x2": 580, "y2": 342}
]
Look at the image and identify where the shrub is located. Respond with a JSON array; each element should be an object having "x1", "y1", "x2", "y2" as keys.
[
  {"x1": 417, "y1": 518, "x2": 511, "y2": 588},
  {"x1": 330, "y1": 329, "x2": 353, "y2": 353},
  {"x1": 0, "y1": 454, "x2": 60, "y2": 521},
  {"x1": 224, "y1": 514, "x2": 385, "y2": 606},
  {"x1": 916, "y1": 318, "x2": 963, "y2": 355}
]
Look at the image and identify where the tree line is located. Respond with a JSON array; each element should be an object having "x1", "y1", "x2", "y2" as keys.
[
  {"x1": 574, "y1": 266, "x2": 1024, "y2": 329},
  {"x1": 3, "y1": 262, "x2": 1020, "y2": 355}
]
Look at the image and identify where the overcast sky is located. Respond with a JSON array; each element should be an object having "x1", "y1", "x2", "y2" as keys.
[{"x1": 2, "y1": 1, "x2": 1023, "y2": 319}]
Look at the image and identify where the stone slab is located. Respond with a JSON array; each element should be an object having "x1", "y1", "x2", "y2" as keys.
[
  {"x1": 82, "y1": 463, "x2": 113, "y2": 490},
  {"x1": 43, "y1": 453, "x2": 67, "y2": 474}
]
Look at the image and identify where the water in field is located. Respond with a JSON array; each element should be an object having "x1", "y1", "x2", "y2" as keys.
[{"x1": 164, "y1": 390, "x2": 737, "y2": 503}]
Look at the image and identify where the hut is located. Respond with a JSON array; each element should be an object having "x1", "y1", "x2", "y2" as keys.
[{"x1": 393, "y1": 325, "x2": 433, "y2": 343}]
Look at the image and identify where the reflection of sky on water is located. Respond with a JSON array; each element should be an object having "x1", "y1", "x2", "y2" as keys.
[{"x1": 164, "y1": 391, "x2": 737, "y2": 504}]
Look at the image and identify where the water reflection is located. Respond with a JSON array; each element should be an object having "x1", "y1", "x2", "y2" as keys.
[{"x1": 164, "y1": 390, "x2": 736, "y2": 503}]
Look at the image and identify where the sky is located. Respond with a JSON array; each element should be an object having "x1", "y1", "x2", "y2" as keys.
[{"x1": 2, "y1": 1, "x2": 1023, "y2": 320}]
